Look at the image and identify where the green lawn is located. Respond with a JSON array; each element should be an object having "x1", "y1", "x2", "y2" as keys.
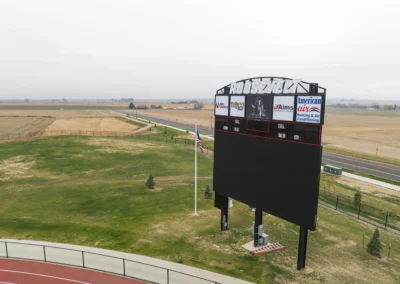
[{"x1": 0, "y1": 137, "x2": 399, "y2": 283}]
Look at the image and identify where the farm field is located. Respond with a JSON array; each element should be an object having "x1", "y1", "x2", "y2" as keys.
[
  {"x1": 0, "y1": 117, "x2": 55, "y2": 140},
  {"x1": 0, "y1": 109, "x2": 114, "y2": 117},
  {"x1": 42, "y1": 117, "x2": 139, "y2": 135},
  {"x1": 0, "y1": 136, "x2": 399, "y2": 284},
  {"x1": 136, "y1": 109, "x2": 400, "y2": 161}
]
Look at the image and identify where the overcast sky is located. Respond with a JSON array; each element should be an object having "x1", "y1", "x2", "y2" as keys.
[{"x1": 0, "y1": 0, "x2": 399, "y2": 100}]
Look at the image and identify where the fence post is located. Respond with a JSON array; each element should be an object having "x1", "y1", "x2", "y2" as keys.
[
  {"x1": 388, "y1": 244, "x2": 391, "y2": 259},
  {"x1": 358, "y1": 203, "x2": 361, "y2": 219},
  {"x1": 167, "y1": 269, "x2": 169, "y2": 284},
  {"x1": 385, "y1": 212, "x2": 389, "y2": 229},
  {"x1": 43, "y1": 246, "x2": 47, "y2": 262},
  {"x1": 82, "y1": 251, "x2": 85, "y2": 268},
  {"x1": 335, "y1": 196, "x2": 339, "y2": 210},
  {"x1": 123, "y1": 259, "x2": 126, "y2": 276},
  {"x1": 5, "y1": 242, "x2": 8, "y2": 258}
]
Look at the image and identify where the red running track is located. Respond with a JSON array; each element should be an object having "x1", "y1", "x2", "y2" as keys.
[{"x1": 0, "y1": 259, "x2": 146, "y2": 284}]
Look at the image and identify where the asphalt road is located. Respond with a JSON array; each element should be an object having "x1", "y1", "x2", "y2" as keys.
[{"x1": 117, "y1": 110, "x2": 400, "y2": 183}]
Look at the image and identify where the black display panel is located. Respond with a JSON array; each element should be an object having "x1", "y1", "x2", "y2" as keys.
[
  {"x1": 246, "y1": 94, "x2": 272, "y2": 120},
  {"x1": 213, "y1": 131, "x2": 322, "y2": 230}
]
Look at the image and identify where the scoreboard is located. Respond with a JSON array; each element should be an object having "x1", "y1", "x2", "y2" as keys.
[{"x1": 213, "y1": 77, "x2": 326, "y2": 231}]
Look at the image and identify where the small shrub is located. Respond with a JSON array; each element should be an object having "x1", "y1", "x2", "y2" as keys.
[
  {"x1": 146, "y1": 174, "x2": 155, "y2": 189},
  {"x1": 354, "y1": 191, "x2": 362, "y2": 207},
  {"x1": 204, "y1": 185, "x2": 213, "y2": 199},
  {"x1": 367, "y1": 228, "x2": 382, "y2": 256}
]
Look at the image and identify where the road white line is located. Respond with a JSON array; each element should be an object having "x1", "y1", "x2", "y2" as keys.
[
  {"x1": 0, "y1": 269, "x2": 90, "y2": 284},
  {"x1": 0, "y1": 282, "x2": 16, "y2": 284},
  {"x1": 324, "y1": 152, "x2": 400, "y2": 171},
  {"x1": 323, "y1": 158, "x2": 400, "y2": 179}
]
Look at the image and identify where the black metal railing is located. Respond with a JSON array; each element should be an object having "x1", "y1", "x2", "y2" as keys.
[{"x1": 0, "y1": 241, "x2": 221, "y2": 284}]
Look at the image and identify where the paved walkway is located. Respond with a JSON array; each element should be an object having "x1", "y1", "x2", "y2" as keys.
[
  {"x1": 0, "y1": 239, "x2": 254, "y2": 284},
  {"x1": 342, "y1": 171, "x2": 400, "y2": 192},
  {"x1": 322, "y1": 166, "x2": 400, "y2": 192}
]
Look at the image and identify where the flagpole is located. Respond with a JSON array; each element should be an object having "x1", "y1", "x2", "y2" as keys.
[{"x1": 193, "y1": 123, "x2": 199, "y2": 216}]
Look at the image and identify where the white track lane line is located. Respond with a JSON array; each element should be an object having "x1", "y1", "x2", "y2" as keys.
[
  {"x1": 0, "y1": 282, "x2": 16, "y2": 284},
  {"x1": 0, "y1": 269, "x2": 90, "y2": 284}
]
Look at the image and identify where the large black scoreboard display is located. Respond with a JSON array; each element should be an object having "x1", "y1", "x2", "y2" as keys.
[{"x1": 213, "y1": 77, "x2": 326, "y2": 231}]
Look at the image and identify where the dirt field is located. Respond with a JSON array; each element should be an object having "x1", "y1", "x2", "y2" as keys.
[
  {"x1": 42, "y1": 117, "x2": 138, "y2": 135},
  {"x1": 136, "y1": 109, "x2": 400, "y2": 160},
  {"x1": 0, "y1": 110, "x2": 114, "y2": 117},
  {"x1": 0, "y1": 117, "x2": 55, "y2": 139},
  {"x1": 323, "y1": 113, "x2": 400, "y2": 159}
]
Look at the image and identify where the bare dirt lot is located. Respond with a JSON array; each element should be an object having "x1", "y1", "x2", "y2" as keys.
[
  {"x1": 136, "y1": 109, "x2": 400, "y2": 161},
  {"x1": 0, "y1": 110, "x2": 114, "y2": 117},
  {"x1": 42, "y1": 117, "x2": 138, "y2": 135}
]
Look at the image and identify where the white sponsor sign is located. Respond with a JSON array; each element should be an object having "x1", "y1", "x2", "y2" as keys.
[
  {"x1": 229, "y1": 78, "x2": 301, "y2": 95},
  {"x1": 215, "y1": 96, "x2": 229, "y2": 116},
  {"x1": 296, "y1": 96, "x2": 322, "y2": 124},
  {"x1": 272, "y1": 96, "x2": 295, "y2": 121},
  {"x1": 230, "y1": 96, "x2": 245, "y2": 117}
]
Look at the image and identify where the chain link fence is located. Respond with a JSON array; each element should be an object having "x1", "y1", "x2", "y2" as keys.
[{"x1": 319, "y1": 188, "x2": 400, "y2": 233}]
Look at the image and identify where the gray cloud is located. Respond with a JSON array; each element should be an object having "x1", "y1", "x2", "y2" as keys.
[{"x1": 0, "y1": 0, "x2": 399, "y2": 100}]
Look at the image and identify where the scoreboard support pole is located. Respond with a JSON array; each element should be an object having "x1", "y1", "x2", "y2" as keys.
[
  {"x1": 220, "y1": 205, "x2": 229, "y2": 231},
  {"x1": 297, "y1": 226, "x2": 308, "y2": 270},
  {"x1": 215, "y1": 192, "x2": 229, "y2": 231},
  {"x1": 253, "y1": 209, "x2": 263, "y2": 247}
]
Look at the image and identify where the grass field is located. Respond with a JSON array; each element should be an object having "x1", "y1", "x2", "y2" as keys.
[{"x1": 0, "y1": 137, "x2": 399, "y2": 283}]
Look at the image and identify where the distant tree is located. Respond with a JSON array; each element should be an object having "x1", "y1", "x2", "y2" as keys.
[
  {"x1": 204, "y1": 185, "x2": 213, "y2": 199},
  {"x1": 383, "y1": 104, "x2": 393, "y2": 111},
  {"x1": 194, "y1": 102, "x2": 204, "y2": 110},
  {"x1": 367, "y1": 228, "x2": 382, "y2": 256},
  {"x1": 394, "y1": 104, "x2": 397, "y2": 110},
  {"x1": 354, "y1": 191, "x2": 362, "y2": 207},
  {"x1": 129, "y1": 102, "x2": 135, "y2": 109},
  {"x1": 62, "y1": 98, "x2": 68, "y2": 103},
  {"x1": 25, "y1": 98, "x2": 29, "y2": 102},
  {"x1": 146, "y1": 174, "x2": 155, "y2": 189},
  {"x1": 372, "y1": 103, "x2": 380, "y2": 110}
]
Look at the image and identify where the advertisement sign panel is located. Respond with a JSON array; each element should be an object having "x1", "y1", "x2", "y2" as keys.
[
  {"x1": 246, "y1": 95, "x2": 272, "y2": 120},
  {"x1": 230, "y1": 96, "x2": 245, "y2": 117},
  {"x1": 296, "y1": 96, "x2": 322, "y2": 124},
  {"x1": 272, "y1": 96, "x2": 295, "y2": 121},
  {"x1": 215, "y1": 96, "x2": 229, "y2": 116}
]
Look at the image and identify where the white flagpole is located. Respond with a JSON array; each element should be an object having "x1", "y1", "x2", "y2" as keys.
[{"x1": 193, "y1": 123, "x2": 199, "y2": 216}]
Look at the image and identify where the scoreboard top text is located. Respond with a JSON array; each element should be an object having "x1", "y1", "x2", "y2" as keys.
[{"x1": 215, "y1": 77, "x2": 326, "y2": 125}]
